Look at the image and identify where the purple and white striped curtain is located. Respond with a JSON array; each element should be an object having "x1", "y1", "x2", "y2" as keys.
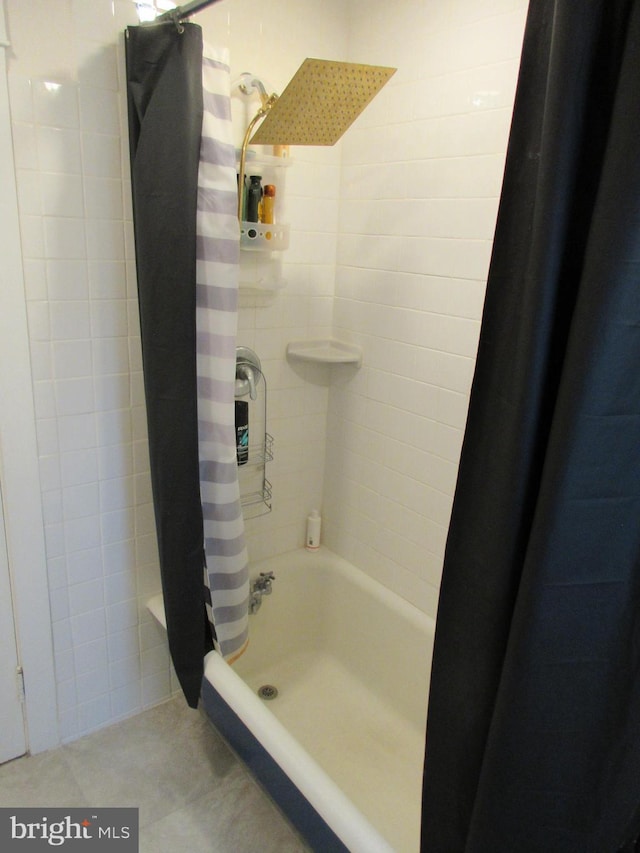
[
  {"x1": 126, "y1": 23, "x2": 248, "y2": 705},
  {"x1": 197, "y1": 46, "x2": 249, "y2": 661}
]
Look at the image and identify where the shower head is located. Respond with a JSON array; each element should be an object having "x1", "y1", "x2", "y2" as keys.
[
  {"x1": 236, "y1": 57, "x2": 396, "y2": 220},
  {"x1": 249, "y1": 58, "x2": 396, "y2": 146}
]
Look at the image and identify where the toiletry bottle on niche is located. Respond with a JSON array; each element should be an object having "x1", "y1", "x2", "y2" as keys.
[
  {"x1": 306, "y1": 510, "x2": 321, "y2": 550},
  {"x1": 246, "y1": 175, "x2": 262, "y2": 222},
  {"x1": 262, "y1": 184, "x2": 276, "y2": 224},
  {"x1": 235, "y1": 400, "x2": 249, "y2": 465}
]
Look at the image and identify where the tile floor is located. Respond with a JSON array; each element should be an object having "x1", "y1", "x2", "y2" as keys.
[{"x1": 0, "y1": 696, "x2": 310, "y2": 852}]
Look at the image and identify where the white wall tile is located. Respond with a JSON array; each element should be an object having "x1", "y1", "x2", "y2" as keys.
[
  {"x1": 110, "y1": 682, "x2": 142, "y2": 719},
  {"x1": 13, "y1": 125, "x2": 38, "y2": 177},
  {"x1": 74, "y1": 638, "x2": 108, "y2": 676},
  {"x1": 36, "y1": 419, "x2": 59, "y2": 458},
  {"x1": 65, "y1": 515, "x2": 102, "y2": 554},
  {"x1": 81, "y1": 133, "x2": 122, "y2": 178},
  {"x1": 8, "y1": 76, "x2": 34, "y2": 123},
  {"x1": 44, "y1": 217, "x2": 86, "y2": 259},
  {"x1": 23, "y1": 259, "x2": 48, "y2": 300},
  {"x1": 84, "y1": 176, "x2": 123, "y2": 219},
  {"x1": 88, "y1": 261, "x2": 127, "y2": 300},
  {"x1": 33, "y1": 381, "x2": 57, "y2": 421},
  {"x1": 37, "y1": 126, "x2": 82, "y2": 174},
  {"x1": 55, "y1": 377, "x2": 95, "y2": 416},
  {"x1": 26, "y1": 301, "x2": 50, "y2": 341},
  {"x1": 63, "y1": 483, "x2": 100, "y2": 520},
  {"x1": 97, "y1": 409, "x2": 132, "y2": 447},
  {"x1": 75, "y1": 666, "x2": 110, "y2": 705},
  {"x1": 76, "y1": 696, "x2": 112, "y2": 735},
  {"x1": 47, "y1": 259, "x2": 90, "y2": 301},
  {"x1": 7, "y1": 0, "x2": 527, "y2": 744},
  {"x1": 50, "y1": 301, "x2": 91, "y2": 340},
  {"x1": 20, "y1": 214, "x2": 45, "y2": 258},
  {"x1": 61, "y1": 448, "x2": 99, "y2": 487},
  {"x1": 90, "y1": 299, "x2": 128, "y2": 337},
  {"x1": 323, "y1": 0, "x2": 527, "y2": 616},
  {"x1": 85, "y1": 219, "x2": 125, "y2": 261},
  {"x1": 58, "y1": 413, "x2": 97, "y2": 452},
  {"x1": 33, "y1": 81, "x2": 79, "y2": 129},
  {"x1": 102, "y1": 509, "x2": 135, "y2": 544},
  {"x1": 67, "y1": 547, "x2": 103, "y2": 585},
  {"x1": 41, "y1": 173, "x2": 85, "y2": 218},
  {"x1": 53, "y1": 340, "x2": 92, "y2": 379},
  {"x1": 94, "y1": 374, "x2": 131, "y2": 412},
  {"x1": 15, "y1": 169, "x2": 42, "y2": 215},
  {"x1": 106, "y1": 599, "x2": 138, "y2": 634},
  {"x1": 79, "y1": 87, "x2": 120, "y2": 135},
  {"x1": 107, "y1": 627, "x2": 139, "y2": 664}
]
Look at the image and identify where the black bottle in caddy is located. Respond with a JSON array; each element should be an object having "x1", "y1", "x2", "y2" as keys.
[{"x1": 235, "y1": 400, "x2": 249, "y2": 465}]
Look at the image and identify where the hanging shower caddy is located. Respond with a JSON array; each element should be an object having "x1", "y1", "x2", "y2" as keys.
[
  {"x1": 235, "y1": 347, "x2": 273, "y2": 518},
  {"x1": 238, "y1": 150, "x2": 292, "y2": 252},
  {"x1": 237, "y1": 149, "x2": 292, "y2": 292}
]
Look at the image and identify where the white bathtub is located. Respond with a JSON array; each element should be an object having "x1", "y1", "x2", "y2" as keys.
[{"x1": 201, "y1": 547, "x2": 434, "y2": 852}]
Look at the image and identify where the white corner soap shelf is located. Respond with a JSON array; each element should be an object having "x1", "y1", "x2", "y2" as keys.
[
  {"x1": 286, "y1": 339, "x2": 363, "y2": 367},
  {"x1": 147, "y1": 593, "x2": 166, "y2": 629}
]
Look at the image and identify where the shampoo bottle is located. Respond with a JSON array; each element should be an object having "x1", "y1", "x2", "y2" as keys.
[
  {"x1": 235, "y1": 400, "x2": 248, "y2": 465},
  {"x1": 306, "y1": 510, "x2": 321, "y2": 550},
  {"x1": 262, "y1": 184, "x2": 276, "y2": 224},
  {"x1": 246, "y1": 175, "x2": 262, "y2": 222}
]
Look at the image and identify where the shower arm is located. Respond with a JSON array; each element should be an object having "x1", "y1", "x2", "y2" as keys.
[
  {"x1": 154, "y1": 0, "x2": 222, "y2": 27},
  {"x1": 237, "y1": 93, "x2": 279, "y2": 223}
]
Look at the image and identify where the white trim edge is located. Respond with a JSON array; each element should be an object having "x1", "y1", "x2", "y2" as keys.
[{"x1": 0, "y1": 0, "x2": 59, "y2": 754}]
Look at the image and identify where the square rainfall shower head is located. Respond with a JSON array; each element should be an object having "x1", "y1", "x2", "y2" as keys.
[{"x1": 249, "y1": 58, "x2": 396, "y2": 147}]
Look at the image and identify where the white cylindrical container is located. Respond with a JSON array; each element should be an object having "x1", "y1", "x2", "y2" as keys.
[{"x1": 305, "y1": 510, "x2": 321, "y2": 550}]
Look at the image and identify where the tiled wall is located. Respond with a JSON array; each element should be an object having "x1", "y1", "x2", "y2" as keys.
[
  {"x1": 7, "y1": 0, "x2": 165, "y2": 742},
  {"x1": 5, "y1": 0, "x2": 348, "y2": 743},
  {"x1": 199, "y1": 0, "x2": 350, "y2": 562},
  {"x1": 323, "y1": 0, "x2": 529, "y2": 615},
  {"x1": 5, "y1": 0, "x2": 527, "y2": 743}
]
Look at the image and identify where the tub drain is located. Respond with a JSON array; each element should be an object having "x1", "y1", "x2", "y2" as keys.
[{"x1": 257, "y1": 684, "x2": 278, "y2": 701}]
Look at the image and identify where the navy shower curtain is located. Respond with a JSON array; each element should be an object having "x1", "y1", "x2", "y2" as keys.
[
  {"x1": 422, "y1": 1, "x2": 640, "y2": 850},
  {"x1": 125, "y1": 23, "x2": 209, "y2": 708}
]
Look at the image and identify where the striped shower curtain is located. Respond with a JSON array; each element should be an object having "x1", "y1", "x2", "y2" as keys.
[
  {"x1": 126, "y1": 23, "x2": 249, "y2": 706},
  {"x1": 197, "y1": 46, "x2": 249, "y2": 661}
]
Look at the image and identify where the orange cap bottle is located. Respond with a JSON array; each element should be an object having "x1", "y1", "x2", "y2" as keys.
[{"x1": 261, "y1": 184, "x2": 276, "y2": 224}]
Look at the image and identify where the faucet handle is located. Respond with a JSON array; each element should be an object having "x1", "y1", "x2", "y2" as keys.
[
  {"x1": 236, "y1": 363, "x2": 258, "y2": 400},
  {"x1": 258, "y1": 571, "x2": 275, "y2": 593}
]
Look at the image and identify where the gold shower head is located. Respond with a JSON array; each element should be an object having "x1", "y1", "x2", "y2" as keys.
[{"x1": 249, "y1": 58, "x2": 397, "y2": 146}]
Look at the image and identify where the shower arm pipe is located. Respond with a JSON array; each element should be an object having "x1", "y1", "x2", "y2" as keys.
[
  {"x1": 154, "y1": 0, "x2": 223, "y2": 26},
  {"x1": 237, "y1": 93, "x2": 279, "y2": 222}
]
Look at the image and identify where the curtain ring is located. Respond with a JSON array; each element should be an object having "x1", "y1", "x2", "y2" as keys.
[{"x1": 169, "y1": 9, "x2": 185, "y2": 33}]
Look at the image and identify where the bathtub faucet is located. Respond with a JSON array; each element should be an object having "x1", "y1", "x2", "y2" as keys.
[{"x1": 249, "y1": 572, "x2": 275, "y2": 614}]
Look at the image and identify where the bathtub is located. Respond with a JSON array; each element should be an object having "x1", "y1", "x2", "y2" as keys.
[{"x1": 200, "y1": 547, "x2": 434, "y2": 852}]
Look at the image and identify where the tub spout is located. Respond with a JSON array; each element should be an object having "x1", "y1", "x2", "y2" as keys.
[{"x1": 249, "y1": 572, "x2": 275, "y2": 614}]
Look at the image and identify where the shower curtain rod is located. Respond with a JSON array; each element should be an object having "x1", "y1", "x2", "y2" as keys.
[{"x1": 154, "y1": 0, "x2": 222, "y2": 25}]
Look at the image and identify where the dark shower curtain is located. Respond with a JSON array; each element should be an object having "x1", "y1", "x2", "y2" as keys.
[
  {"x1": 125, "y1": 24, "x2": 208, "y2": 708},
  {"x1": 422, "y1": 1, "x2": 640, "y2": 851}
]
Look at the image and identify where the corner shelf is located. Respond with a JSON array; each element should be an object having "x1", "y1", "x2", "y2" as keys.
[
  {"x1": 147, "y1": 593, "x2": 166, "y2": 629},
  {"x1": 286, "y1": 339, "x2": 363, "y2": 367}
]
